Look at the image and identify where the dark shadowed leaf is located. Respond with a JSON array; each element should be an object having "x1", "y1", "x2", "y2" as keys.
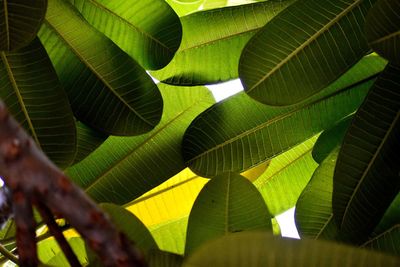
[
  {"x1": 333, "y1": 63, "x2": 400, "y2": 244},
  {"x1": 100, "y1": 203, "x2": 158, "y2": 251},
  {"x1": 183, "y1": 55, "x2": 386, "y2": 177},
  {"x1": 38, "y1": 0, "x2": 162, "y2": 135},
  {"x1": 239, "y1": 0, "x2": 376, "y2": 105},
  {"x1": 185, "y1": 173, "x2": 272, "y2": 255},
  {"x1": 151, "y1": 0, "x2": 295, "y2": 85},
  {"x1": 363, "y1": 225, "x2": 400, "y2": 256},
  {"x1": 0, "y1": 0, "x2": 47, "y2": 51},
  {"x1": 365, "y1": 0, "x2": 400, "y2": 63},
  {"x1": 147, "y1": 250, "x2": 183, "y2": 267},
  {"x1": 69, "y1": 0, "x2": 182, "y2": 70},
  {"x1": 72, "y1": 121, "x2": 108, "y2": 164},
  {"x1": 255, "y1": 136, "x2": 318, "y2": 216},
  {"x1": 66, "y1": 85, "x2": 214, "y2": 204},
  {"x1": 0, "y1": 38, "x2": 76, "y2": 168},
  {"x1": 312, "y1": 116, "x2": 353, "y2": 164},
  {"x1": 183, "y1": 231, "x2": 400, "y2": 267},
  {"x1": 295, "y1": 148, "x2": 340, "y2": 240},
  {"x1": 373, "y1": 193, "x2": 400, "y2": 236}
]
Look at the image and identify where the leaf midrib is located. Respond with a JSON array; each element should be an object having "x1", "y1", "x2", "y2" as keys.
[
  {"x1": 0, "y1": 52, "x2": 41, "y2": 147},
  {"x1": 84, "y1": 97, "x2": 212, "y2": 192},
  {"x1": 370, "y1": 30, "x2": 400, "y2": 45},
  {"x1": 84, "y1": 0, "x2": 172, "y2": 52},
  {"x1": 247, "y1": 0, "x2": 362, "y2": 93},
  {"x1": 187, "y1": 73, "x2": 378, "y2": 164},
  {"x1": 42, "y1": 19, "x2": 154, "y2": 127},
  {"x1": 340, "y1": 111, "x2": 400, "y2": 227},
  {"x1": 3, "y1": 0, "x2": 9, "y2": 50}
]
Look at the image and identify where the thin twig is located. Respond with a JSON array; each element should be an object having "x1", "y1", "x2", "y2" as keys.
[
  {"x1": 0, "y1": 242, "x2": 18, "y2": 265},
  {"x1": 36, "y1": 202, "x2": 81, "y2": 267}
]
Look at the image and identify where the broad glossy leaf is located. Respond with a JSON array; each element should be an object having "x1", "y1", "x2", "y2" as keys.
[
  {"x1": 147, "y1": 250, "x2": 183, "y2": 267},
  {"x1": 100, "y1": 203, "x2": 158, "y2": 251},
  {"x1": 72, "y1": 121, "x2": 108, "y2": 164},
  {"x1": 164, "y1": 0, "x2": 203, "y2": 16},
  {"x1": 0, "y1": 38, "x2": 76, "y2": 168},
  {"x1": 312, "y1": 115, "x2": 353, "y2": 164},
  {"x1": 255, "y1": 136, "x2": 318, "y2": 216},
  {"x1": 240, "y1": 0, "x2": 376, "y2": 105},
  {"x1": 240, "y1": 161, "x2": 270, "y2": 182},
  {"x1": 183, "y1": 231, "x2": 400, "y2": 267},
  {"x1": 38, "y1": 237, "x2": 87, "y2": 266},
  {"x1": 295, "y1": 148, "x2": 340, "y2": 240},
  {"x1": 333, "y1": 64, "x2": 400, "y2": 244},
  {"x1": 373, "y1": 193, "x2": 400, "y2": 236},
  {"x1": 0, "y1": 0, "x2": 47, "y2": 51},
  {"x1": 183, "y1": 55, "x2": 386, "y2": 177},
  {"x1": 365, "y1": 0, "x2": 400, "y2": 63},
  {"x1": 70, "y1": 0, "x2": 182, "y2": 70},
  {"x1": 185, "y1": 173, "x2": 272, "y2": 255},
  {"x1": 363, "y1": 225, "x2": 400, "y2": 256},
  {"x1": 127, "y1": 168, "x2": 208, "y2": 254},
  {"x1": 152, "y1": 0, "x2": 295, "y2": 85},
  {"x1": 38, "y1": 0, "x2": 162, "y2": 135},
  {"x1": 66, "y1": 85, "x2": 214, "y2": 204}
]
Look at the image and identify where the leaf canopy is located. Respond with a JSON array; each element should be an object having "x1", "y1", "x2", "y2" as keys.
[
  {"x1": 333, "y1": 63, "x2": 400, "y2": 244},
  {"x1": 185, "y1": 173, "x2": 272, "y2": 255},
  {"x1": 239, "y1": 0, "x2": 376, "y2": 105},
  {"x1": 0, "y1": 0, "x2": 47, "y2": 51},
  {"x1": 0, "y1": 38, "x2": 76, "y2": 169},
  {"x1": 38, "y1": 0, "x2": 163, "y2": 135},
  {"x1": 365, "y1": 0, "x2": 400, "y2": 63},
  {"x1": 66, "y1": 85, "x2": 214, "y2": 204},
  {"x1": 151, "y1": 0, "x2": 295, "y2": 85},
  {"x1": 69, "y1": 0, "x2": 182, "y2": 70},
  {"x1": 183, "y1": 55, "x2": 385, "y2": 177},
  {"x1": 183, "y1": 231, "x2": 400, "y2": 267}
]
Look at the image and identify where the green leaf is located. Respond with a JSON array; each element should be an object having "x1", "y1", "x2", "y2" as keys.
[
  {"x1": 365, "y1": 0, "x2": 400, "y2": 63},
  {"x1": 147, "y1": 250, "x2": 183, "y2": 267},
  {"x1": 183, "y1": 231, "x2": 400, "y2": 267},
  {"x1": 72, "y1": 121, "x2": 108, "y2": 164},
  {"x1": 0, "y1": 0, "x2": 47, "y2": 51},
  {"x1": 295, "y1": 147, "x2": 340, "y2": 240},
  {"x1": 332, "y1": 63, "x2": 400, "y2": 244},
  {"x1": 363, "y1": 225, "x2": 400, "y2": 256},
  {"x1": 99, "y1": 203, "x2": 158, "y2": 251},
  {"x1": 254, "y1": 136, "x2": 318, "y2": 216},
  {"x1": 373, "y1": 192, "x2": 400, "y2": 236},
  {"x1": 38, "y1": 237, "x2": 87, "y2": 266},
  {"x1": 69, "y1": 0, "x2": 182, "y2": 70},
  {"x1": 0, "y1": 38, "x2": 76, "y2": 169},
  {"x1": 38, "y1": 0, "x2": 162, "y2": 135},
  {"x1": 183, "y1": 55, "x2": 385, "y2": 177},
  {"x1": 312, "y1": 115, "x2": 353, "y2": 164},
  {"x1": 66, "y1": 85, "x2": 214, "y2": 204},
  {"x1": 164, "y1": 0, "x2": 203, "y2": 17},
  {"x1": 185, "y1": 173, "x2": 272, "y2": 255},
  {"x1": 151, "y1": 0, "x2": 295, "y2": 85},
  {"x1": 239, "y1": 0, "x2": 376, "y2": 105}
]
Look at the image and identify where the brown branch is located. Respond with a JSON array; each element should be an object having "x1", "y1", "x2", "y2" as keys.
[
  {"x1": 0, "y1": 101, "x2": 147, "y2": 267},
  {"x1": 36, "y1": 202, "x2": 81, "y2": 267}
]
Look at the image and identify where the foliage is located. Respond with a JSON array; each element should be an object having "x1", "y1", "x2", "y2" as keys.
[{"x1": 0, "y1": 0, "x2": 399, "y2": 266}]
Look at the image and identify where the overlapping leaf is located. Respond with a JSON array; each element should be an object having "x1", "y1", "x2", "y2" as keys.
[
  {"x1": 333, "y1": 63, "x2": 400, "y2": 244},
  {"x1": 183, "y1": 55, "x2": 386, "y2": 177},
  {"x1": 0, "y1": 0, "x2": 47, "y2": 51},
  {"x1": 363, "y1": 225, "x2": 400, "y2": 256},
  {"x1": 183, "y1": 231, "x2": 400, "y2": 267},
  {"x1": 373, "y1": 193, "x2": 400, "y2": 236},
  {"x1": 69, "y1": 0, "x2": 182, "y2": 70},
  {"x1": 0, "y1": 38, "x2": 76, "y2": 168},
  {"x1": 255, "y1": 136, "x2": 318, "y2": 216},
  {"x1": 152, "y1": 0, "x2": 295, "y2": 85},
  {"x1": 240, "y1": 0, "x2": 376, "y2": 105},
  {"x1": 38, "y1": 0, "x2": 162, "y2": 135},
  {"x1": 38, "y1": 237, "x2": 87, "y2": 266},
  {"x1": 295, "y1": 148, "x2": 340, "y2": 240},
  {"x1": 312, "y1": 116, "x2": 353, "y2": 164},
  {"x1": 72, "y1": 121, "x2": 108, "y2": 164},
  {"x1": 365, "y1": 0, "x2": 400, "y2": 63},
  {"x1": 66, "y1": 85, "x2": 214, "y2": 204},
  {"x1": 185, "y1": 173, "x2": 272, "y2": 255}
]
